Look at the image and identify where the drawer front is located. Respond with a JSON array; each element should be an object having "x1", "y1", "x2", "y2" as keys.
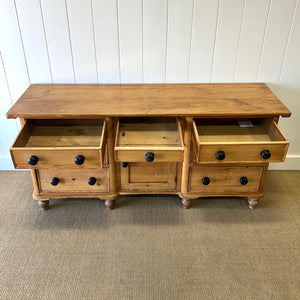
[
  {"x1": 39, "y1": 169, "x2": 109, "y2": 193},
  {"x1": 116, "y1": 149, "x2": 183, "y2": 163},
  {"x1": 189, "y1": 166, "x2": 263, "y2": 194},
  {"x1": 10, "y1": 119, "x2": 106, "y2": 169},
  {"x1": 193, "y1": 119, "x2": 289, "y2": 164},
  {"x1": 11, "y1": 149, "x2": 102, "y2": 169},
  {"x1": 120, "y1": 162, "x2": 178, "y2": 191},
  {"x1": 115, "y1": 118, "x2": 184, "y2": 163},
  {"x1": 197, "y1": 143, "x2": 288, "y2": 164}
]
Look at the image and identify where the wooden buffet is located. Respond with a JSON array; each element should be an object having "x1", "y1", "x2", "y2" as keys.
[{"x1": 6, "y1": 83, "x2": 291, "y2": 210}]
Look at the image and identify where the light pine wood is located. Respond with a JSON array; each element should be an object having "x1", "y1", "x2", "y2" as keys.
[
  {"x1": 189, "y1": 166, "x2": 264, "y2": 193},
  {"x1": 6, "y1": 83, "x2": 291, "y2": 210},
  {"x1": 193, "y1": 119, "x2": 289, "y2": 163},
  {"x1": 106, "y1": 117, "x2": 117, "y2": 203},
  {"x1": 38, "y1": 168, "x2": 109, "y2": 193},
  {"x1": 115, "y1": 118, "x2": 184, "y2": 162},
  {"x1": 10, "y1": 119, "x2": 106, "y2": 169},
  {"x1": 180, "y1": 117, "x2": 193, "y2": 208},
  {"x1": 120, "y1": 162, "x2": 177, "y2": 191},
  {"x1": 6, "y1": 84, "x2": 291, "y2": 119}
]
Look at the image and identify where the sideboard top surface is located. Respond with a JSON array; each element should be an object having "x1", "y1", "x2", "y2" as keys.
[{"x1": 6, "y1": 83, "x2": 291, "y2": 119}]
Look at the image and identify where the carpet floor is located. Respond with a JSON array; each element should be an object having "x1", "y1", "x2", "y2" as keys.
[{"x1": 0, "y1": 171, "x2": 299, "y2": 300}]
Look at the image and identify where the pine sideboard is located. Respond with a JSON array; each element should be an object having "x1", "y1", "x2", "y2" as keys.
[{"x1": 6, "y1": 83, "x2": 291, "y2": 211}]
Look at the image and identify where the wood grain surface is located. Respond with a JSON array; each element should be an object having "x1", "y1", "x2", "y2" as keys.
[{"x1": 6, "y1": 83, "x2": 291, "y2": 119}]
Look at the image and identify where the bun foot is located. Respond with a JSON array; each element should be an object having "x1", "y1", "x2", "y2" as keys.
[
  {"x1": 248, "y1": 198, "x2": 259, "y2": 209},
  {"x1": 181, "y1": 198, "x2": 192, "y2": 209},
  {"x1": 38, "y1": 200, "x2": 49, "y2": 211},
  {"x1": 104, "y1": 200, "x2": 115, "y2": 210}
]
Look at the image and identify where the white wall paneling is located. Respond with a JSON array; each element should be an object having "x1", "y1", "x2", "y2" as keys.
[
  {"x1": 0, "y1": 0, "x2": 29, "y2": 101},
  {"x1": 0, "y1": 0, "x2": 300, "y2": 169},
  {"x1": 211, "y1": 0, "x2": 245, "y2": 82},
  {"x1": 257, "y1": 0, "x2": 297, "y2": 88},
  {"x1": 41, "y1": 0, "x2": 75, "y2": 83},
  {"x1": 66, "y1": 0, "x2": 98, "y2": 83},
  {"x1": 166, "y1": 0, "x2": 194, "y2": 82},
  {"x1": 92, "y1": 0, "x2": 120, "y2": 83},
  {"x1": 234, "y1": 0, "x2": 270, "y2": 82},
  {"x1": 188, "y1": 0, "x2": 219, "y2": 83},
  {"x1": 118, "y1": 0, "x2": 143, "y2": 83},
  {"x1": 15, "y1": 0, "x2": 52, "y2": 83},
  {"x1": 143, "y1": 0, "x2": 168, "y2": 83}
]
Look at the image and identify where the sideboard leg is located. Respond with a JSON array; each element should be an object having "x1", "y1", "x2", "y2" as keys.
[
  {"x1": 181, "y1": 198, "x2": 192, "y2": 209},
  {"x1": 248, "y1": 198, "x2": 259, "y2": 209},
  {"x1": 104, "y1": 200, "x2": 115, "y2": 210},
  {"x1": 38, "y1": 200, "x2": 50, "y2": 211}
]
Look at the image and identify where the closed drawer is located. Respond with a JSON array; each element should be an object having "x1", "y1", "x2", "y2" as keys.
[
  {"x1": 10, "y1": 119, "x2": 106, "y2": 169},
  {"x1": 38, "y1": 168, "x2": 109, "y2": 193},
  {"x1": 115, "y1": 118, "x2": 184, "y2": 163},
  {"x1": 120, "y1": 162, "x2": 178, "y2": 191},
  {"x1": 192, "y1": 119, "x2": 289, "y2": 163},
  {"x1": 189, "y1": 166, "x2": 264, "y2": 194}
]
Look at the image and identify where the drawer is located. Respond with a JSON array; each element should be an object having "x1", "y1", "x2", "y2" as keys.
[
  {"x1": 189, "y1": 166, "x2": 264, "y2": 194},
  {"x1": 10, "y1": 119, "x2": 106, "y2": 169},
  {"x1": 115, "y1": 118, "x2": 184, "y2": 162},
  {"x1": 192, "y1": 118, "x2": 289, "y2": 163},
  {"x1": 120, "y1": 162, "x2": 178, "y2": 191},
  {"x1": 38, "y1": 168, "x2": 109, "y2": 193}
]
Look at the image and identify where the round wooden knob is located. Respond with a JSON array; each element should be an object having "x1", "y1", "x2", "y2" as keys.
[
  {"x1": 202, "y1": 177, "x2": 210, "y2": 185},
  {"x1": 145, "y1": 152, "x2": 154, "y2": 162},
  {"x1": 50, "y1": 177, "x2": 59, "y2": 186},
  {"x1": 122, "y1": 162, "x2": 128, "y2": 168},
  {"x1": 215, "y1": 150, "x2": 225, "y2": 161},
  {"x1": 260, "y1": 149, "x2": 271, "y2": 160},
  {"x1": 240, "y1": 176, "x2": 248, "y2": 185},
  {"x1": 28, "y1": 155, "x2": 39, "y2": 166},
  {"x1": 88, "y1": 177, "x2": 96, "y2": 185},
  {"x1": 74, "y1": 155, "x2": 84, "y2": 165}
]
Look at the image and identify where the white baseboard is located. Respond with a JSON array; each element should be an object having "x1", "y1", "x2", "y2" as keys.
[
  {"x1": 1, "y1": 155, "x2": 300, "y2": 171},
  {"x1": 268, "y1": 155, "x2": 300, "y2": 170}
]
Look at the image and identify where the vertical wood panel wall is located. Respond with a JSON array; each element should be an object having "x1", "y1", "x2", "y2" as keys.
[{"x1": 0, "y1": 0, "x2": 299, "y2": 169}]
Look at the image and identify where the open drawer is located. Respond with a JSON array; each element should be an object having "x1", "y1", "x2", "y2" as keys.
[
  {"x1": 10, "y1": 119, "x2": 106, "y2": 169},
  {"x1": 192, "y1": 118, "x2": 289, "y2": 163},
  {"x1": 115, "y1": 118, "x2": 184, "y2": 162}
]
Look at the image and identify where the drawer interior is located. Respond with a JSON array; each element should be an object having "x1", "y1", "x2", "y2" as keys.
[
  {"x1": 13, "y1": 119, "x2": 105, "y2": 148},
  {"x1": 193, "y1": 118, "x2": 286, "y2": 144},
  {"x1": 115, "y1": 118, "x2": 183, "y2": 149}
]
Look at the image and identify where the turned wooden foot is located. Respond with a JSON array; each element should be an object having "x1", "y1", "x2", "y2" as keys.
[
  {"x1": 181, "y1": 198, "x2": 192, "y2": 209},
  {"x1": 104, "y1": 200, "x2": 115, "y2": 210},
  {"x1": 38, "y1": 200, "x2": 50, "y2": 211},
  {"x1": 248, "y1": 198, "x2": 259, "y2": 209}
]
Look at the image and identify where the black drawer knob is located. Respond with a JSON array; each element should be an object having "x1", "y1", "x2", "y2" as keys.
[
  {"x1": 28, "y1": 155, "x2": 39, "y2": 166},
  {"x1": 50, "y1": 177, "x2": 59, "y2": 186},
  {"x1": 260, "y1": 149, "x2": 271, "y2": 160},
  {"x1": 240, "y1": 176, "x2": 248, "y2": 185},
  {"x1": 145, "y1": 152, "x2": 154, "y2": 162},
  {"x1": 202, "y1": 177, "x2": 210, "y2": 185},
  {"x1": 88, "y1": 177, "x2": 96, "y2": 186},
  {"x1": 122, "y1": 162, "x2": 128, "y2": 168},
  {"x1": 74, "y1": 155, "x2": 85, "y2": 165},
  {"x1": 215, "y1": 150, "x2": 225, "y2": 161}
]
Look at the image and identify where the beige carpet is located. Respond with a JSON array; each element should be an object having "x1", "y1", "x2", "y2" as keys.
[{"x1": 0, "y1": 171, "x2": 299, "y2": 300}]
